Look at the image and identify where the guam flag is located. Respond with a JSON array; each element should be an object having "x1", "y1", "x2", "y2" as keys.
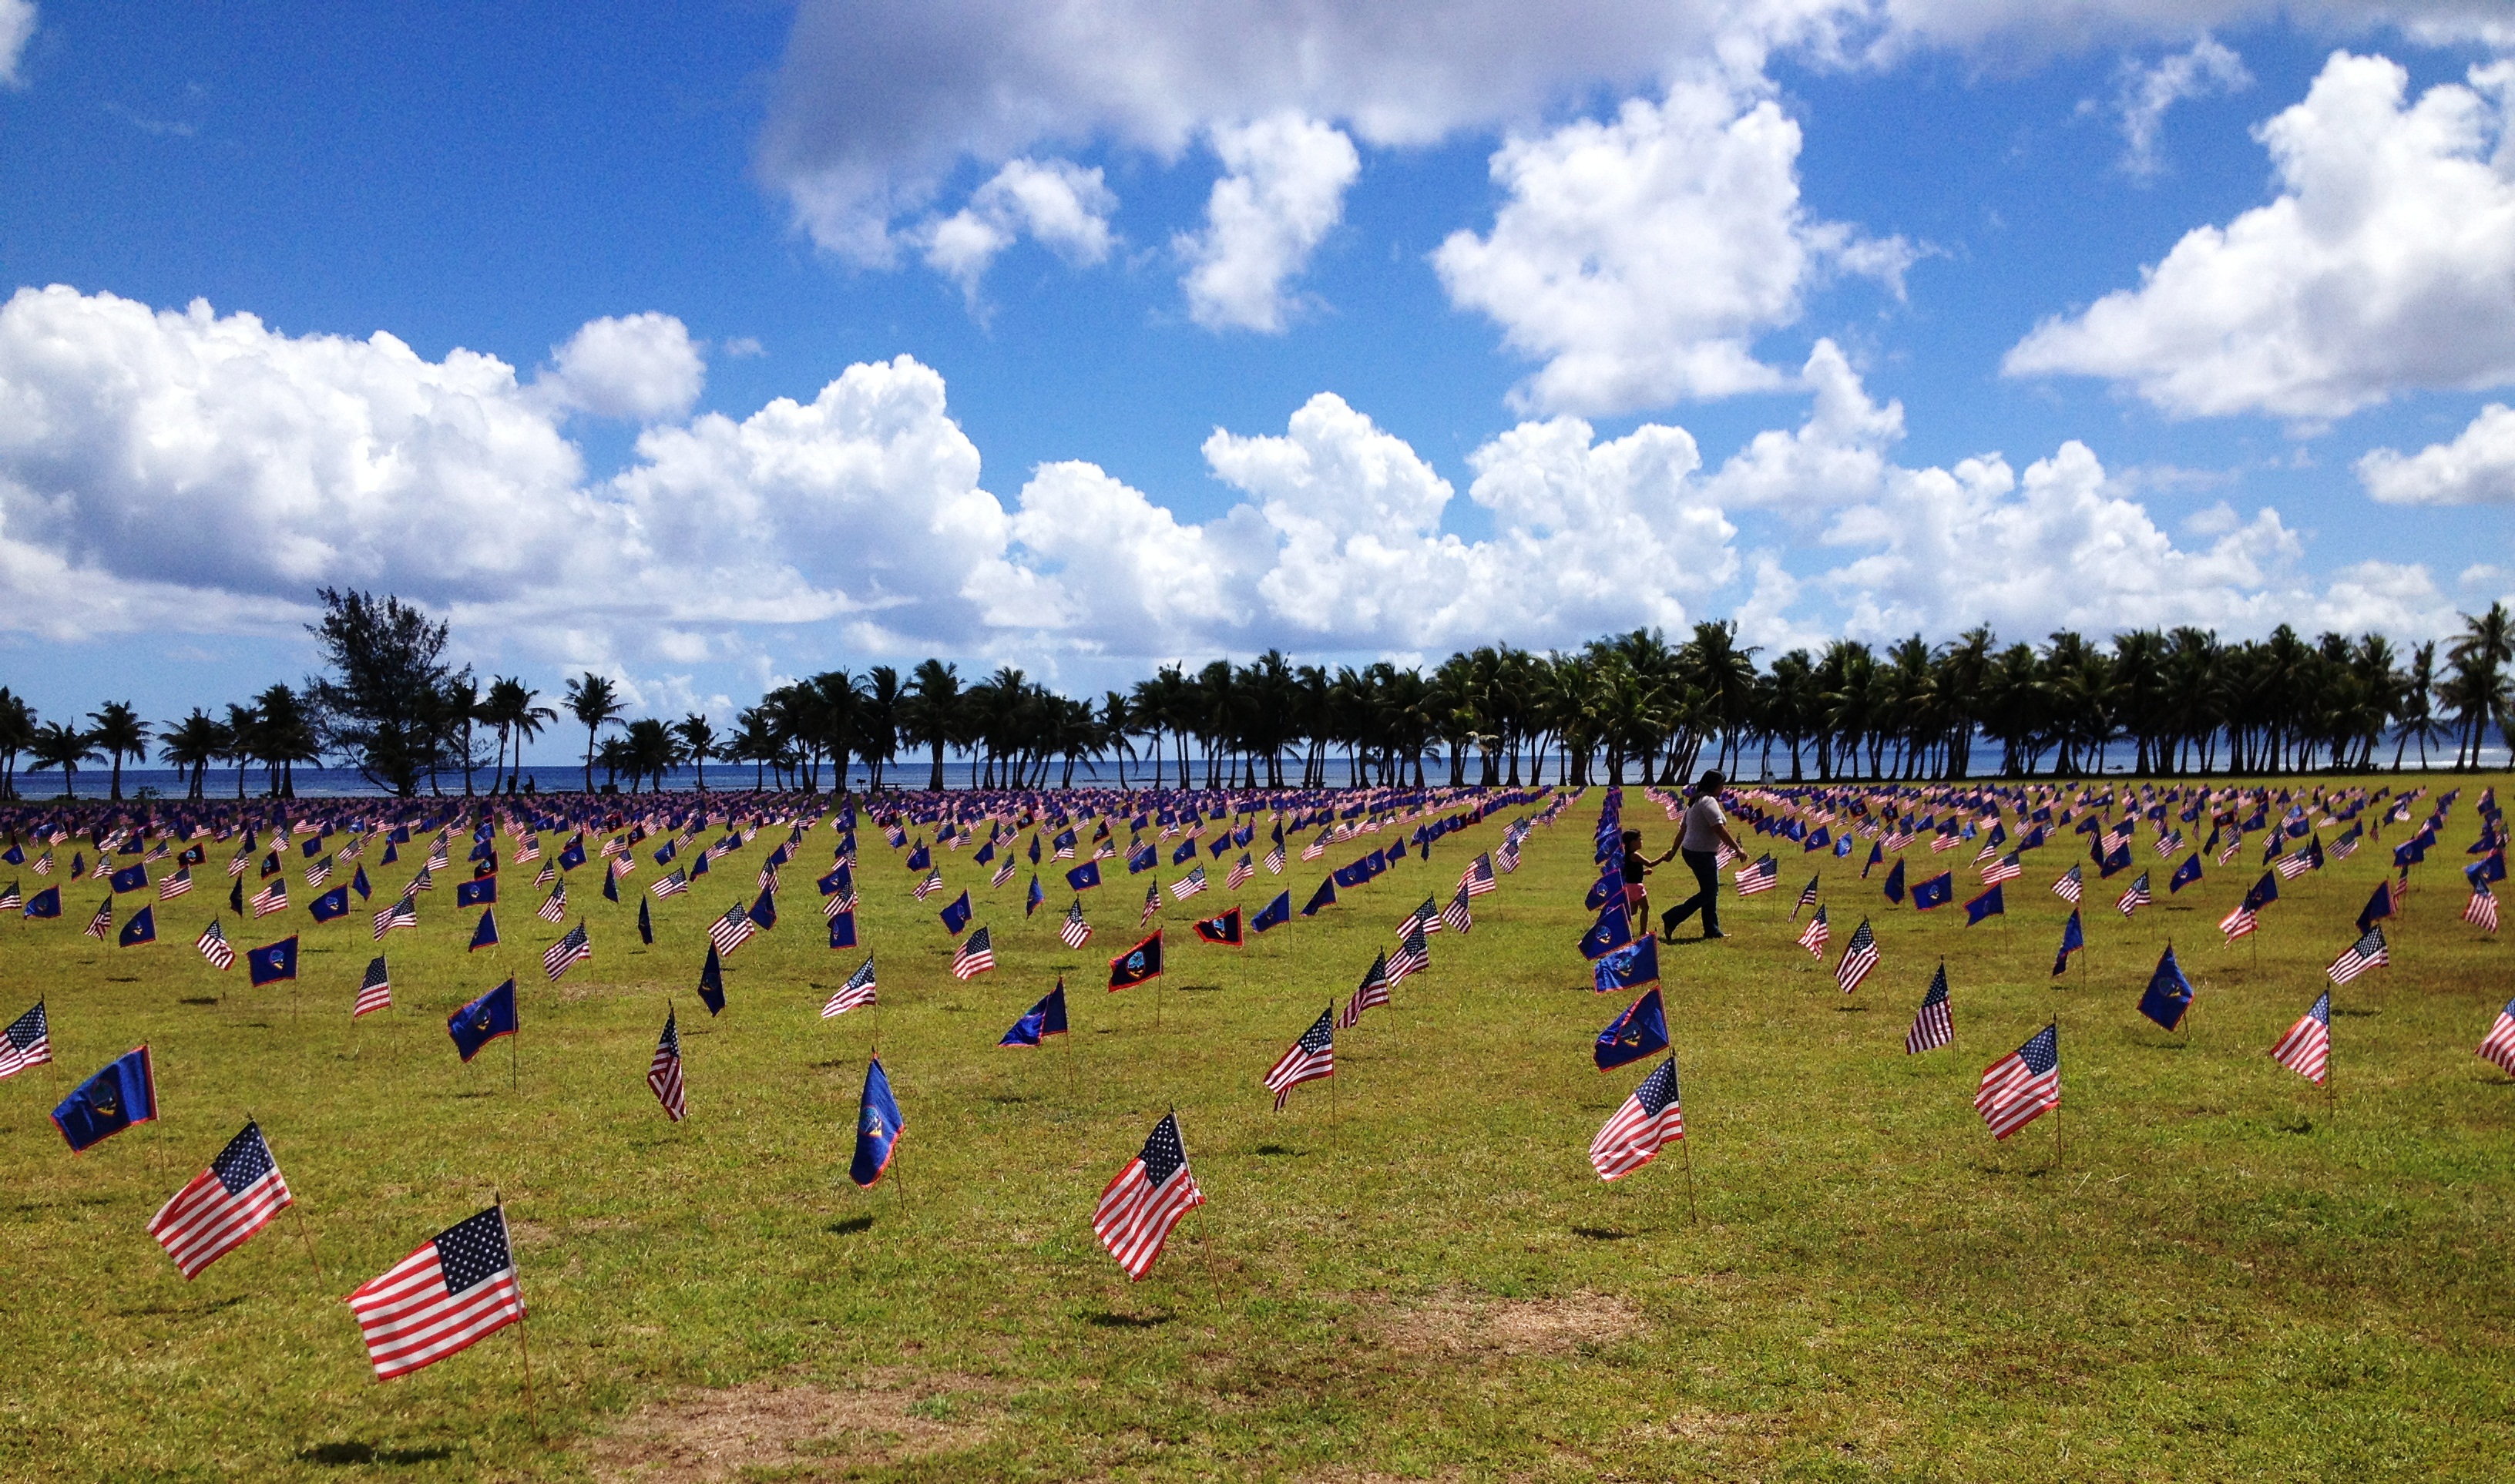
[
  {"x1": 999, "y1": 983, "x2": 1069, "y2": 1048},
  {"x1": 849, "y1": 1056, "x2": 905, "y2": 1187},
  {"x1": 1594, "y1": 988, "x2": 1671, "y2": 1072},
  {"x1": 1912, "y1": 871, "x2": 1955, "y2": 911},
  {"x1": 52, "y1": 1046, "x2": 157, "y2": 1152},
  {"x1": 1108, "y1": 931, "x2": 1163, "y2": 989},
  {"x1": 247, "y1": 935, "x2": 299, "y2": 986},
  {"x1": 1579, "y1": 902, "x2": 1634, "y2": 961},
  {"x1": 447, "y1": 979, "x2": 519, "y2": 1062},
  {"x1": 1592, "y1": 936, "x2": 1660, "y2": 993},
  {"x1": 1251, "y1": 891, "x2": 1292, "y2": 933},
  {"x1": 1882, "y1": 858, "x2": 1906, "y2": 905},
  {"x1": 2138, "y1": 945, "x2": 2195, "y2": 1032}
]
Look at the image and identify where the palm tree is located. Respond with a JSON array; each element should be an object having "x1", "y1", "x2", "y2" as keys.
[
  {"x1": 223, "y1": 702, "x2": 260, "y2": 798},
  {"x1": 250, "y1": 685, "x2": 321, "y2": 797},
  {"x1": 860, "y1": 666, "x2": 902, "y2": 794},
  {"x1": 479, "y1": 677, "x2": 557, "y2": 794},
  {"x1": 901, "y1": 660, "x2": 962, "y2": 791},
  {"x1": 2448, "y1": 602, "x2": 2513, "y2": 770},
  {"x1": 86, "y1": 701, "x2": 149, "y2": 801},
  {"x1": 562, "y1": 673, "x2": 626, "y2": 794},
  {"x1": 27, "y1": 720, "x2": 99, "y2": 797},
  {"x1": 675, "y1": 713, "x2": 717, "y2": 792},
  {"x1": 621, "y1": 717, "x2": 677, "y2": 792},
  {"x1": 158, "y1": 708, "x2": 232, "y2": 800},
  {"x1": 0, "y1": 687, "x2": 35, "y2": 799}
]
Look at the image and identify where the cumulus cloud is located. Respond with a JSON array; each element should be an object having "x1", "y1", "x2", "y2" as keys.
[
  {"x1": 922, "y1": 157, "x2": 1119, "y2": 301},
  {"x1": 2357, "y1": 403, "x2": 2515, "y2": 505},
  {"x1": 537, "y1": 312, "x2": 706, "y2": 421},
  {"x1": 0, "y1": 0, "x2": 32, "y2": 90},
  {"x1": 0, "y1": 284, "x2": 2470, "y2": 687},
  {"x1": 2008, "y1": 52, "x2": 2515, "y2": 421},
  {"x1": 1178, "y1": 115, "x2": 1360, "y2": 333},
  {"x1": 2111, "y1": 37, "x2": 2251, "y2": 179},
  {"x1": 1433, "y1": 76, "x2": 1912, "y2": 414}
]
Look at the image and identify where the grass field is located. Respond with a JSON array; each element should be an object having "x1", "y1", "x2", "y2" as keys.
[{"x1": 2, "y1": 779, "x2": 2511, "y2": 1482}]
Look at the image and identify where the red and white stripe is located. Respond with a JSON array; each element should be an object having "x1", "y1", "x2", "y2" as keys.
[{"x1": 345, "y1": 1215, "x2": 525, "y2": 1382}]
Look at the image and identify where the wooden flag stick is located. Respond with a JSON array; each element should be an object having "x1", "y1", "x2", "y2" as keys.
[
  {"x1": 496, "y1": 1193, "x2": 542, "y2": 1441},
  {"x1": 1679, "y1": 1133, "x2": 1700, "y2": 1226},
  {"x1": 2050, "y1": 1016, "x2": 2063, "y2": 1173}
]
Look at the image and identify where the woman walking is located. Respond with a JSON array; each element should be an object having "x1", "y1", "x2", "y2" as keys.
[{"x1": 1660, "y1": 769, "x2": 1744, "y2": 942}]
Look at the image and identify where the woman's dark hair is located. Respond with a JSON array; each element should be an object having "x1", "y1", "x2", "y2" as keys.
[{"x1": 1697, "y1": 769, "x2": 1725, "y2": 792}]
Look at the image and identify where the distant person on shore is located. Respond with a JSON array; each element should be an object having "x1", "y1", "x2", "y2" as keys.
[{"x1": 1660, "y1": 769, "x2": 1743, "y2": 942}]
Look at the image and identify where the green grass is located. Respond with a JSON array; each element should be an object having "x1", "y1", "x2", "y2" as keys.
[{"x1": 2, "y1": 781, "x2": 2511, "y2": 1481}]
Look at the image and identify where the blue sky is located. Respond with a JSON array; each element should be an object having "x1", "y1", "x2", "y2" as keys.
[{"x1": 1, "y1": 1, "x2": 2510, "y2": 760}]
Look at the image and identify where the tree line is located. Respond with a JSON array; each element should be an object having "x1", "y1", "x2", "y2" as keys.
[{"x1": 2, "y1": 591, "x2": 2510, "y2": 800}]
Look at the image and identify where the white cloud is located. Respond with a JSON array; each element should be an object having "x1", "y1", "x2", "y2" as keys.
[
  {"x1": 537, "y1": 312, "x2": 706, "y2": 421},
  {"x1": 2008, "y1": 52, "x2": 2515, "y2": 421},
  {"x1": 922, "y1": 157, "x2": 1119, "y2": 301},
  {"x1": 1178, "y1": 115, "x2": 1360, "y2": 333},
  {"x1": 1433, "y1": 76, "x2": 1912, "y2": 414},
  {"x1": 2357, "y1": 402, "x2": 2515, "y2": 504},
  {"x1": 0, "y1": 1, "x2": 33, "y2": 90},
  {"x1": 1703, "y1": 338, "x2": 1904, "y2": 509},
  {"x1": 2112, "y1": 37, "x2": 2250, "y2": 179}
]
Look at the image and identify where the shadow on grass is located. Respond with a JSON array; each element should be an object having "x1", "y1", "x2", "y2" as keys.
[
  {"x1": 829, "y1": 1215, "x2": 875, "y2": 1235},
  {"x1": 1571, "y1": 1226, "x2": 1632, "y2": 1241},
  {"x1": 449, "y1": 1090, "x2": 498, "y2": 1100},
  {"x1": 300, "y1": 1442, "x2": 456, "y2": 1466},
  {"x1": 116, "y1": 1294, "x2": 247, "y2": 1318},
  {"x1": 1176, "y1": 982, "x2": 1226, "y2": 993},
  {"x1": 1087, "y1": 1311, "x2": 1172, "y2": 1329},
  {"x1": 180, "y1": 996, "x2": 219, "y2": 1006},
  {"x1": 1252, "y1": 1144, "x2": 1298, "y2": 1157}
]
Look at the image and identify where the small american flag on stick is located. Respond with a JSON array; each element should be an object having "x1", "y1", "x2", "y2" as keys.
[
  {"x1": 346, "y1": 1206, "x2": 525, "y2": 1381},
  {"x1": 1092, "y1": 1113, "x2": 1204, "y2": 1281},
  {"x1": 147, "y1": 1121, "x2": 291, "y2": 1279},
  {"x1": 1263, "y1": 1006, "x2": 1335, "y2": 1110}
]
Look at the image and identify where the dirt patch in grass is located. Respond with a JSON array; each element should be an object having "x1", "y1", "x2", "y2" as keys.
[
  {"x1": 586, "y1": 1370, "x2": 1000, "y2": 1481},
  {"x1": 1363, "y1": 1288, "x2": 1644, "y2": 1358}
]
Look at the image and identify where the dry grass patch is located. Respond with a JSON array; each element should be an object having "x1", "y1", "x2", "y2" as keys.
[
  {"x1": 1363, "y1": 1289, "x2": 1644, "y2": 1358},
  {"x1": 586, "y1": 1369, "x2": 1002, "y2": 1481}
]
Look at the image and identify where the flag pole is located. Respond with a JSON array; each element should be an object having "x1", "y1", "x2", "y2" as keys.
[
  {"x1": 2050, "y1": 1015, "x2": 2063, "y2": 1173},
  {"x1": 1678, "y1": 1132, "x2": 1700, "y2": 1227},
  {"x1": 254, "y1": 1114, "x2": 325, "y2": 1286}
]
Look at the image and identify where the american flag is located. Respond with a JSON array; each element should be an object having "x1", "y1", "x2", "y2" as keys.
[
  {"x1": 1170, "y1": 865, "x2": 1209, "y2": 901},
  {"x1": 1302, "y1": 834, "x2": 1328, "y2": 861},
  {"x1": 159, "y1": 867, "x2": 194, "y2": 901},
  {"x1": 354, "y1": 956, "x2": 392, "y2": 1018},
  {"x1": 1459, "y1": 853, "x2": 1496, "y2": 896},
  {"x1": 1263, "y1": 1006, "x2": 1335, "y2": 1110},
  {"x1": 1835, "y1": 918, "x2": 1879, "y2": 993},
  {"x1": 2116, "y1": 871, "x2": 2151, "y2": 917},
  {"x1": 1341, "y1": 951, "x2": 1392, "y2": 1028},
  {"x1": 1589, "y1": 1059, "x2": 1684, "y2": 1180},
  {"x1": 2480, "y1": 995, "x2": 2515, "y2": 1076},
  {"x1": 513, "y1": 836, "x2": 539, "y2": 863},
  {"x1": 372, "y1": 895, "x2": 418, "y2": 940},
  {"x1": 1975, "y1": 1024, "x2": 2060, "y2": 1139},
  {"x1": 2274, "y1": 850, "x2": 2315, "y2": 881},
  {"x1": 409, "y1": 865, "x2": 435, "y2": 893},
  {"x1": 2268, "y1": 990, "x2": 2331, "y2": 1084},
  {"x1": 951, "y1": 926, "x2": 996, "y2": 980},
  {"x1": 2325, "y1": 927, "x2": 2388, "y2": 985},
  {"x1": 0, "y1": 999, "x2": 49, "y2": 1078},
  {"x1": 537, "y1": 883, "x2": 568, "y2": 925},
  {"x1": 822, "y1": 888, "x2": 856, "y2": 920},
  {"x1": 1140, "y1": 881, "x2": 1161, "y2": 925},
  {"x1": 306, "y1": 858, "x2": 332, "y2": 888},
  {"x1": 1226, "y1": 854, "x2": 1254, "y2": 891},
  {"x1": 2469, "y1": 882, "x2": 2500, "y2": 932},
  {"x1": 147, "y1": 1121, "x2": 292, "y2": 1279},
  {"x1": 647, "y1": 1009, "x2": 686, "y2": 1121},
  {"x1": 913, "y1": 869, "x2": 944, "y2": 901},
  {"x1": 425, "y1": 839, "x2": 451, "y2": 871},
  {"x1": 1059, "y1": 901, "x2": 1093, "y2": 949},
  {"x1": 707, "y1": 901, "x2": 757, "y2": 957},
  {"x1": 1797, "y1": 905, "x2": 1830, "y2": 958},
  {"x1": 249, "y1": 881, "x2": 287, "y2": 918},
  {"x1": 82, "y1": 895, "x2": 112, "y2": 939},
  {"x1": 535, "y1": 862, "x2": 555, "y2": 888},
  {"x1": 0, "y1": 881, "x2": 17, "y2": 911},
  {"x1": 755, "y1": 861, "x2": 777, "y2": 892},
  {"x1": 650, "y1": 868, "x2": 689, "y2": 898},
  {"x1": 1905, "y1": 962, "x2": 1953, "y2": 1055},
  {"x1": 1734, "y1": 854, "x2": 1778, "y2": 895},
  {"x1": 196, "y1": 918, "x2": 237, "y2": 970},
  {"x1": 346, "y1": 1206, "x2": 526, "y2": 1381},
  {"x1": 2218, "y1": 901, "x2": 2258, "y2": 942},
  {"x1": 1264, "y1": 844, "x2": 1288, "y2": 875},
  {"x1": 1792, "y1": 875, "x2": 1821, "y2": 919},
  {"x1": 1397, "y1": 897, "x2": 1439, "y2": 937},
  {"x1": 1092, "y1": 1113, "x2": 1204, "y2": 1281},
  {"x1": 2218, "y1": 831, "x2": 2245, "y2": 866},
  {"x1": 823, "y1": 955, "x2": 877, "y2": 1017},
  {"x1": 992, "y1": 856, "x2": 1017, "y2": 888},
  {"x1": 1980, "y1": 852, "x2": 2023, "y2": 886},
  {"x1": 31, "y1": 851, "x2": 50, "y2": 875},
  {"x1": 542, "y1": 922, "x2": 591, "y2": 982},
  {"x1": 1496, "y1": 839, "x2": 1521, "y2": 873},
  {"x1": 1387, "y1": 923, "x2": 1430, "y2": 985},
  {"x1": 2051, "y1": 865, "x2": 2083, "y2": 904},
  {"x1": 1439, "y1": 885, "x2": 1473, "y2": 935}
]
